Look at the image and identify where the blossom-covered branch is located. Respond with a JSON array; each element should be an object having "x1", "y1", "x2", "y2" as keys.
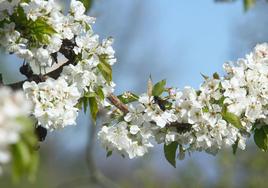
[
  {"x1": 1, "y1": 0, "x2": 268, "y2": 171},
  {"x1": 98, "y1": 44, "x2": 268, "y2": 166},
  {"x1": 0, "y1": 0, "x2": 116, "y2": 130}
]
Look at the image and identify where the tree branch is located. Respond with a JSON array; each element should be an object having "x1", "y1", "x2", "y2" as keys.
[
  {"x1": 7, "y1": 60, "x2": 71, "y2": 90},
  {"x1": 5, "y1": 37, "x2": 130, "y2": 114},
  {"x1": 107, "y1": 95, "x2": 129, "y2": 114}
]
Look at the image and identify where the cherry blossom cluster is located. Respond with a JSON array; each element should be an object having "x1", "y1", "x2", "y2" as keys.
[
  {"x1": 23, "y1": 78, "x2": 81, "y2": 130},
  {"x1": 98, "y1": 43, "x2": 268, "y2": 159},
  {"x1": 0, "y1": 86, "x2": 32, "y2": 174},
  {"x1": 0, "y1": 0, "x2": 116, "y2": 130},
  {"x1": 0, "y1": 0, "x2": 62, "y2": 68}
]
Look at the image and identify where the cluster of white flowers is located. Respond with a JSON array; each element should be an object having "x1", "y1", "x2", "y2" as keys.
[
  {"x1": 23, "y1": 78, "x2": 80, "y2": 130},
  {"x1": 0, "y1": 0, "x2": 61, "y2": 68},
  {"x1": 98, "y1": 43, "x2": 268, "y2": 159},
  {"x1": 0, "y1": 0, "x2": 116, "y2": 130},
  {"x1": 0, "y1": 86, "x2": 32, "y2": 174}
]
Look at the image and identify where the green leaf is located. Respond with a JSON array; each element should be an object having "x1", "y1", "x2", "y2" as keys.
[
  {"x1": 232, "y1": 138, "x2": 239, "y2": 155},
  {"x1": 222, "y1": 106, "x2": 243, "y2": 129},
  {"x1": 254, "y1": 126, "x2": 268, "y2": 151},
  {"x1": 83, "y1": 97, "x2": 88, "y2": 113},
  {"x1": 152, "y1": 79, "x2": 166, "y2": 97},
  {"x1": 196, "y1": 90, "x2": 201, "y2": 96},
  {"x1": 11, "y1": 141, "x2": 33, "y2": 182},
  {"x1": 16, "y1": 116, "x2": 34, "y2": 131},
  {"x1": 10, "y1": 116, "x2": 39, "y2": 182},
  {"x1": 30, "y1": 18, "x2": 56, "y2": 36},
  {"x1": 98, "y1": 56, "x2": 112, "y2": 84},
  {"x1": 117, "y1": 92, "x2": 139, "y2": 104},
  {"x1": 164, "y1": 142, "x2": 178, "y2": 168},
  {"x1": 213, "y1": 72, "x2": 220, "y2": 79},
  {"x1": 243, "y1": 0, "x2": 256, "y2": 11},
  {"x1": 201, "y1": 73, "x2": 209, "y2": 80},
  {"x1": 84, "y1": 92, "x2": 96, "y2": 98},
  {"x1": 202, "y1": 106, "x2": 209, "y2": 113},
  {"x1": 11, "y1": 145, "x2": 24, "y2": 183},
  {"x1": 13, "y1": 142, "x2": 31, "y2": 169},
  {"x1": 76, "y1": 99, "x2": 83, "y2": 109},
  {"x1": 216, "y1": 96, "x2": 225, "y2": 106},
  {"x1": 10, "y1": 7, "x2": 56, "y2": 46},
  {"x1": 88, "y1": 97, "x2": 98, "y2": 122},
  {"x1": 27, "y1": 19, "x2": 55, "y2": 45},
  {"x1": 28, "y1": 152, "x2": 39, "y2": 182},
  {"x1": 79, "y1": 0, "x2": 94, "y2": 12},
  {"x1": 95, "y1": 86, "x2": 105, "y2": 101},
  {"x1": 106, "y1": 151, "x2": 113, "y2": 158}
]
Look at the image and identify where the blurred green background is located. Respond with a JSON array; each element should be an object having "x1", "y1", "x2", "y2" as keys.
[{"x1": 1, "y1": 0, "x2": 268, "y2": 187}]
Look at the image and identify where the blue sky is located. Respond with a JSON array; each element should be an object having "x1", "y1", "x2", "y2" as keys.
[{"x1": 93, "y1": 0, "x2": 245, "y2": 92}]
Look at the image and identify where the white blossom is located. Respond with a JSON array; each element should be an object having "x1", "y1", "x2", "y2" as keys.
[
  {"x1": 0, "y1": 87, "x2": 32, "y2": 174},
  {"x1": 23, "y1": 78, "x2": 81, "y2": 130}
]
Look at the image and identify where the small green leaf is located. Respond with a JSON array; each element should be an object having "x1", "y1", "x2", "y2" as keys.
[
  {"x1": 117, "y1": 92, "x2": 139, "y2": 104},
  {"x1": 232, "y1": 138, "x2": 239, "y2": 155},
  {"x1": 106, "y1": 151, "x2": 113, "y2": 158},
  {"x1": 11, "y1": 141, "x2": 34, "y2": 182},
  {"x1": 213, "y1": 72, "x2": 220, "y2": 79},
  {"x1": 222, "y1": 106, "x2": 243, "y2": 129},
  {"x1": 14, "y1": 142, "x2": 31, "y2": 168},
  {"x1": 263, "y1": 125, "x2": 268, "y2": 134},
  {"x1": 83, "y1": 97, "x2": 88, "y2": 113},
  {"x1": 98, "y1": 56, "x2": 112, "y2": 84},
  {"x1": 201, "y1": 73, "x2": 209, "y2": 80},
  {"x1": 202, "y1": 106, "x2": 209, "y2": 113},
  {"x1": 84, "y1": 92, "x2": 96, "y2": 98},
  {"x1": 196, "y1": 90, "x2": 201, "y2": 96},
  {"x1": 30, "y1": 18, "x2": 56, "y2": 35},
  {"x1": 152, "y1": 79, "x2": 166, "y2": 97},
  {"x1": 28, "y1": 18, "x2": 56, "y2": 45},
  {"x1": 11, "y1": 146, "x2": 24, "y2": 183},
  {"x1": 79, "y1": 0, "x2": 94, "y2": 12},
  {"x1": 254, "y1": 127, "x2": 268, "y2": 151},
  {"x1": 164, "y1": 142, "x2": 178, "y2": 168},
  {"x1": 216, "y1": 96, "x2": 225, "y2": 106},
  {"x1": 10, "y1": 7, "x2": 56, "y2": 46},
  {"x1": 243, "y1": 0, "x2": 256, "y2": 11},
  {"x1": 16, "y1": 116, "x2": 34, "y2": 131},
  {"x1": 95, "y1": 87, "x2": 105, "y2": 101},
  {"x1": 88, "y1": 97, "x2": 98, "y2": 122},
  {"x1": 76, "y1": 99, "x2": 83, "y2": 109},
  {"x1": 28, "y1": 152, "x2": 39, "y2": 182},
  {"x1": 10, "y1": 116, "x2": 39, "y2": 182}
]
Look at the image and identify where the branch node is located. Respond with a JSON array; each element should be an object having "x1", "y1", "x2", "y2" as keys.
[{"x1": 107, "y1": 94, "x2": 129, "y2": 114}]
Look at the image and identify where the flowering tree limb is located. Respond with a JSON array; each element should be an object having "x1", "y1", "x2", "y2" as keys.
[{"x1": 1, "y1": 0, "x2": 268, "y2": 180}]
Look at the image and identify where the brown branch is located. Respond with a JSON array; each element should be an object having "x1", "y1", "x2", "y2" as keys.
[
  {"x1": 6, "y1": 62, "x2": 129, "y2": 114},
  {"x1": 8, "y1": 60, "x2": 71, "y2": 90},
  {"x1": 107, "y1": 94, "x2": 129, "y2": 114},
  {"x1": 7, "y1": 63, "x2": 193, "y2": 132},
  {"x1": 8, "y1": 38, "x2": 76, "y2": 89}
]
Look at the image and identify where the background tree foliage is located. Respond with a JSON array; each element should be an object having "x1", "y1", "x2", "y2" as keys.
[{"x1": 216, "y1": 0, "x2": 259, "y2": 11}]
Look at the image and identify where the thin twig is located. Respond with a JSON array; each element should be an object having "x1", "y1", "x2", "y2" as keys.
[
  {"x1": 107, "y1": 95, "x2": 129, "y2": 114},
  {"x1": 0, "y1": 74, "x2": 3, "y2": 86}
]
